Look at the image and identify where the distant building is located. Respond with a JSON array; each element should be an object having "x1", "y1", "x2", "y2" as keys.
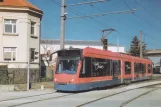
[
  {"x1": 40, "y1": 39, "x2": 125, "y2": 66},
  {"x1": 0, "y1": 0, "x2": 43, "y2": 84},
  {"x1": 146, "y1": 49, "x2": 161, "y2": 67},
  {"x1": 41, "y1": 39, "x2": 125, "y2": 53}
]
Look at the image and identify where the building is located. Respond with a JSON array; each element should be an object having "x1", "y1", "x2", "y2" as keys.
[
  {"x1": 41, "y1": 39, "x2": 125, "y2": 53},
  {"x1": 145, "y1": 49, "x2": 161, "y2": 67},
  {"x1": 0, "y1": 0, "x2": 43, "y2": 84}
]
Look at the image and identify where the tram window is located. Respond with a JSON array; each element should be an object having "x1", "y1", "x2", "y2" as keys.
[
  {"x1": 112, "y1": 60, "x2": 121, "y2": 76},
  {"x1": 139, "y1": 63, "x2": 142, "y2": 74},
  {"x1": 144, "y1": 64, "x2": 146, "y2": 73},
  {"x1": 134, "y1": 63, "x2": 146, "y2": 74},
  {"x1": 142, "y1": 64, "x2": 146, "y2": 74},
  {"x1": 79, "y1": 61, "x2": 84, "y2": 77},
  {"x1": 125, "y1": 61, "x2": 131, "y2": 74},
  {"x1": 148, "y1": 64, "x2": 151, "y2": 73},
  {"x1": 79, "y1": 57, "x2": 92, "y2": 78},
  {"x1": 91, "y1": 58, "x2": 111, "y2": 77},
  {"x1": 134, "y1": 63, "x2": 139, "y2": 74},
  {"x1": 115, "y1": 60, "x2": 121, "y2": 74}
]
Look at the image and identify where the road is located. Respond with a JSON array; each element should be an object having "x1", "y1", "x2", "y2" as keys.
[{"x1": 0, "y1": 82, "x2": 161, "y2": 107}]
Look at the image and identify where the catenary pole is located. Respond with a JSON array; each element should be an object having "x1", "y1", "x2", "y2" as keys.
[
  {"x1": 60, "y1": 0, "x2": 66, "y2": 50},
  {"x1": 140, "y1": 30, "x2": 143, "y2": 58}
]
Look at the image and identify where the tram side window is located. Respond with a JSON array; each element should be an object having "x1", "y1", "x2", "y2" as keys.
[
  {"x1": 142, "y1": 64, "x2": 146, "y2": 74},
  {"x1": 125, "y1": 61, "x2": 131, "y2": 74},
  {"x1": 135, "y1": 63, "x2": 146, "y2": 74},
  {"x1": 91, "y1": 58, "x2": 111, "y2": 77},
  {"x1": 144, "y1": 64, "x2": 146, "y2": 73},
  {"x1": 79, "y1": 57, "x2": 92, "y2": 78},
  {"x1": 139, "y1": 63, "x2": 145, "y2": 74},
  {"x1": 112, "y1": 60, "x2": 121, "y2": 76},
  {"x1": 79, "y1": 61, "x2": 84, "y2": 77},
  {"x1": 148, "y1": 64, "x2": 151, "y2": 73},
  {"x1": 134, "y1": 63, "x2": 139, "y2": 74}
]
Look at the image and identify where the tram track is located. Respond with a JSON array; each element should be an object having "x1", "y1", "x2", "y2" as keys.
[
  {"x1": 0, "y1": 91, "x2": 57, "y2": 102},
  {"x1": 95, "y1": 76, "x2": 161, "y2": 91},
  {"x1": 76, "y1": 83, "x2": 161, "y2": 107},
  {"x1": 0, "y1": 92, "x2": 76, "y2": 107},
  {"x1": 119, "y1": 88, "x2": 159, "y2": 107}
]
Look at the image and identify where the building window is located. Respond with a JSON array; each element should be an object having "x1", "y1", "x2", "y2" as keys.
[
  {"x1": 3, "y1": 47, "x2": 16, "y2": 61},
  {"x1": 30, "y1": 48, "x2": 35, "y2": 62},
  {"x1": 4, "y1": 19, "x2": 17, "y2": 34},
  {"x1": 31, "y1": 22, "x2": 36, "y2": 35}
]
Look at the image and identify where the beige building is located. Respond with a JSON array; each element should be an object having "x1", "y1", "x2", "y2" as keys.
[{"x1": 0, "y1": 0, "x2": 43, "y2": 84}]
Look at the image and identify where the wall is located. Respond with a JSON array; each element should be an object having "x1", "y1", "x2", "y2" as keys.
[
  {"x1": 0, "y1": 10, "x2": 41, "y2": 84},
  {"x1": 0, "y1": 11, "x2": 28, "y2": 62},
  {"x1": 28, "y1": 13, "x2": 41, "y2": 64}
]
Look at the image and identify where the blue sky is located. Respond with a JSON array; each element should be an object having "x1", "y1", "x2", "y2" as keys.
[{"x1": 28, "y1": 0, "x2": 161, "y2": 50}]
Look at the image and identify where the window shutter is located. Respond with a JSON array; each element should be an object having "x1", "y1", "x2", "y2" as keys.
[{"x1": 4, "y1": 52, "x2": 11, "y2": 60}]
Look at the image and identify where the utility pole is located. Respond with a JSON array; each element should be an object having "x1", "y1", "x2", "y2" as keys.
[
  {"x1": 60, "y1": 0, "x2": 66, "y2": 50},
  {"x1": 140, "y1": 30, "x2": 143, "y2": 58},
  {"x1": 27, "y1": 53, "x2": 30, "y2": 91},
  {"x1": 27, "y1": 38, "x2": 30, "y2": 90}
]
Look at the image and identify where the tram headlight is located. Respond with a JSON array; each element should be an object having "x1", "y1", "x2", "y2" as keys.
[{"x1": 54, "y1": 78, "x2": 58, "y2": 82}]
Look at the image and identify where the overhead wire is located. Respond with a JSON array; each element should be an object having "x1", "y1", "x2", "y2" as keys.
[
  {"x1": 81, "y1": 0, "x2": 160, "y2": 49},
  {"x1": 83, "y1": 0, "x2": 145, "y2": 43},
  {"x1": 123, "y1": 0, "x2": 161, "y2": 48},
  {"x1": 123, "y1": 0, "x2": 161, "y2": 34},
  {"x1": 134, "y1": 0, "x2": 161, "y2": 23},
  {"x1": 51, "y1": 0, "x2": 110, "y2": 28},
  {"x1": 50, "y1": 0, "x2": 160, "y2": 49},
  {"x1": 132, "y1": 0, "x2": 161, "y2": 40},
  {"x1": 68, "y1": 0, "x2": 152, "y2": 49},
  {"x1": 67, "y1": 0, "x2": 109, "y2": 6}
]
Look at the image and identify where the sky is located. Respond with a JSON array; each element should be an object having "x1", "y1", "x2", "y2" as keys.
[{"x1": 28, "y1": 0, "x2": 161, "y2": 51}]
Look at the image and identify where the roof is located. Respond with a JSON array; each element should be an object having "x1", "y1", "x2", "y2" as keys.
[
  {"x1": 83, "y1": 47, "x2": 151, "y2": 62},
  {"x1": 0, "y1": 0, "x2": 43, "y2": 14},
  {"x1": 41, "y1": 39, "x2": 120, "y2": 47}
]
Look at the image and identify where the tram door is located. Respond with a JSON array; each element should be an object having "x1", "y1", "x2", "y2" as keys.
[{"x1": 112, "y1": 60, "x2": 121, "y2": 79}]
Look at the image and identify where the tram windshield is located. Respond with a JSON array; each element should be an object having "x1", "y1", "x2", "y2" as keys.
[{"x1": 56, "y1": 57, "x2": 79, "y2": 74}]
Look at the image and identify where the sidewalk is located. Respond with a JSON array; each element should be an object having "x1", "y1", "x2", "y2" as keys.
[
  {"x1": 0, "y1": 88, "x2": 55, "y2": 101},
  {"x1": 0, "y1": 82, "x2": 54, "y2": 92}
]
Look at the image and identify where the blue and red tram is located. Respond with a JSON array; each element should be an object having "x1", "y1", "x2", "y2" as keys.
[{"x1": 54, "y1": 47, "x2": 153, "y2": 91}]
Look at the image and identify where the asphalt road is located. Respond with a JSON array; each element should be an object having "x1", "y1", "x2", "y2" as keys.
[
  {"x1": 14, "y1": 87, "x2": 161, "y2": 107},
  {"x1": 0, "y1": 80, "x2": 161, "y2": 107}
]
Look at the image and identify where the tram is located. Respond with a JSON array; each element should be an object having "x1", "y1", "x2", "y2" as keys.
[{"x1": 54, "y1": 47, "x2": 153, "y2": 91}]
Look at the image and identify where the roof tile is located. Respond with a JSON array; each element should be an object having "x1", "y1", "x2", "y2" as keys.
[{"x1": 0, "y1": 0, "x2": 43, "y2": 13}]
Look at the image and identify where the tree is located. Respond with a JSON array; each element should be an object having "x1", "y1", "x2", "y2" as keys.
[{"x1": 129, "y1": 36, "x2": 147, "y2": 57}]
